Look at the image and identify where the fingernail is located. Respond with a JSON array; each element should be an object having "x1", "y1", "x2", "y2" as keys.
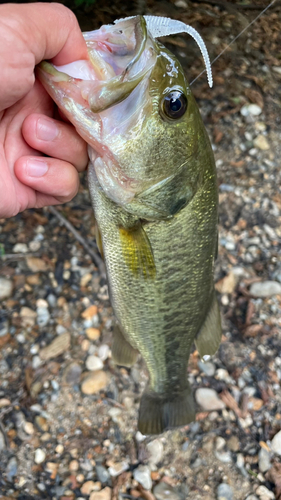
[
  {"x1": 26, "y1": 159, "x2": 48, "y2": 177},
  {"x1": 36, "y1": 118, "x2": 59, "y2": 141}
]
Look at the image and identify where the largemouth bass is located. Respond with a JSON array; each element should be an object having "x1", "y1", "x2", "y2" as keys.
[{"x1": 37, "y1": 15, "x2": 222, "y2": 434}]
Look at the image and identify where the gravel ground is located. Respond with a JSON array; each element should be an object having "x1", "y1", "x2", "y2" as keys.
[{"x1": 0, "y1": 1, "x2": 281, "y2": 499}]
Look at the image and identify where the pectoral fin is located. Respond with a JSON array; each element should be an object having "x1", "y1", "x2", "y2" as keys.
[
  {"x1": 195, "y1": 292, "x2": 222, "y2": 357},
  {"x1": 112, "y1": 323, "x2": 138, "y2": 367},
  {"x1": 119, "y1": 223, "x2": 156, "y2": 279}
]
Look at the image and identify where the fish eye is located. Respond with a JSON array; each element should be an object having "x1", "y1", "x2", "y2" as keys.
[{"x1": 162, "y1": 91, "x2": 187, "y2": 120}]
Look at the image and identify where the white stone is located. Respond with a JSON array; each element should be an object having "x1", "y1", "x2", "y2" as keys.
[
  {"x1": 250, "y1": 281, "x2": 281, "y2": 298},
  {"x1": 0, "y1": 277, "x2": 13, "y2": 301},
  {"x1": 13, "y1": 243, "x2": 28, "y2": 253},
  {"x1": 241, "y1": 104, "x2": 262, "y2": 117},
  {"x1": 35, "y1": 448, "x2": 46, "y2": 464},
  {"x1": 133, "y1": 465, "x2": 152, "y2": 491},
  {"x1": 256, "y1": 485, "x2": 275, "y2": 499},
  {"x1": 147, "y1": 439, "x2": 164, "y2": 466},
  {"x1": 86, "y1": 355, "x2": 104, "y2": 371},
  {"x1": 258, "y1": 447, "x2": 271, "y2": 472},
  {"x1": 271, "y1": 430, "x2": 281, "y2": 456},
  {"x1": 195, "y1": 388, "x2": 225, "y2": 411}
]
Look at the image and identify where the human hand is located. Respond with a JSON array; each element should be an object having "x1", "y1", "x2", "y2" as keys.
[{"x1": 0, "y1": 3, "x2": 89, "y2": 218}]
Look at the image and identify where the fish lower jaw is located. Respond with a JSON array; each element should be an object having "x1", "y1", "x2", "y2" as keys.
[{"x1": 93, "y1": 156, "x2": 137, "y2": 205}]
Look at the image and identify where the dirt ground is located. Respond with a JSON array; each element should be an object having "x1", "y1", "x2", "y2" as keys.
[{"x1": 0, "y1": 1, "x2": 281, "y2": 499}]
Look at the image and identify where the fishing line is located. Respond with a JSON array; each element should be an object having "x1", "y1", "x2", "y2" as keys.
[{"x1": 190, "y1": 0, "x2": 276, "y2": 86}]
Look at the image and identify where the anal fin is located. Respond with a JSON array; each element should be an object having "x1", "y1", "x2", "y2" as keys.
[
  {"x1": 119, "y1": 222, "x2": 156, "y2": 279},
  {"x1": 138, "y1": 385, "x2": 195, "y2": 435},
  {"x1": 112, "y1": 323, "x2": 138, "y2": 367},
  {"x1": 195, "y1": 292, "x2": 222, "y2": 357}
]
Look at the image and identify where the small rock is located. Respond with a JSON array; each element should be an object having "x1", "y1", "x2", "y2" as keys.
[
  {"x1": 37, "y1": 307, "x2": 50, "y2": 327},
  {"x1": 227, "y1": 435, "x2": 240, "y2": 452},
  {"x1": 86, "y1": 328, "x2": 100, "y2": 341},
  {"x1": 147, "y1": 439, "x2": 164, "y2": 467},
  {"x1": 86, "y1": 355, "x2": 104, "y2": 371},
  {"x1": 271, "y1": 430, "x2": 281, "y2": 456},
  {"x1": 69, "y1": 460, "x2": 79, "y2": 472},
  {"x1": 256, "y1": 485, "x2": 275, "y2": 499},
  {"x1": 20, "y1": 306, "x2": 37, "y2": 327},
  {"x1": 95, "y1": 465, "x2": 110, "y2": 484},
  {"x1": 81, "y1": 481, "x2": 98, "y2": 495},
  {"x1": 153, "y1": 482, "x2": 182, "y2": 500},
  {"x1": 253, "y1": 135, "x2": 269, "y2": 150},
  {"x1": 81, "y1": 305, "x2": 98, "y2": 319},
  {"x1": 217, "y1": 483, "x2": 233, "y2": 500},
  {"x1": 108, "y1": 461, "x2": 129, "y2": 477},
  {"x1": 133, "y1": 465, "x2": 152, "y2": 491},
  {"x1": 197, "y1": 360, "x2": 216, "y2": 376},
  {"x1": 24, "y1": 421, "x2": 35, "y2": 435},
  {"x1": 0, "y1": 431, "x2": 6, "y2": 451},
  {"x1": 63, "y1": 362, "x2": 82, "y2": 385},
  {"x1": 195, "y1": 388, "x2": 225, "y2": 411},
  {"x1": 245, "y1": 496, "x2": 258, "y2": 500},
  {"x1": 89, "y1": 487, "x2": 111, "y2": 500},
  {"x1": 250, "y1": 281, "x2": 281, "y2": 298},
  {"x1": 215, "y1": 271, "x2": 239, "y2": 294},
  {"x1": 40, "y1": 332, "x2": 71, "y2": 360},
  {"x1": 0, "y1": 277, "x2": 13, "y2": 300},
  {"x1": 26, "y1": 256, "x2": 48, "y2": 272},
  {"x1": 216, "y1": 437, "x2": 226, "y2": 451},
  {"x1": 81, "y1": 371, "x2": 108, "y2": 395},
  {"x1": 13, "y1": 243, "x2": 28, "y2": 253},
  {"x1": 35, "y1": 448, "x2": 46, "y2": 464},
  {"x1": 258, "y1": 447, "x2": 271, "y2": 472},
  {"x1": 240, "y1": 104, "x2": 262, "y2": 117},
  {"x1": 7, "y1": 457, "x2": 17, "y2": 480},
  {"x1": 215, "y1": 450, "x2": 232, "y2": 464},
  {"x1": 98, "y1": 344, "x2": 110, "y2": 361}
]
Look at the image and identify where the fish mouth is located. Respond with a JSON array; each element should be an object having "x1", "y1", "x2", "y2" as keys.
[{"x1": 37, "y1": 16, "x2": 156, "y2": 206}]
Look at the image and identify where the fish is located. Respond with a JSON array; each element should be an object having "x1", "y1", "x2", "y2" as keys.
[{"x1": 37, "y1": 15, "x2": 222, "y2": 435}]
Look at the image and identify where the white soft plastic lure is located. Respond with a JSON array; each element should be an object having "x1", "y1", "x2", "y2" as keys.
[{"x1": 115, "y1": 15, "x2": 213, "y2": 88}]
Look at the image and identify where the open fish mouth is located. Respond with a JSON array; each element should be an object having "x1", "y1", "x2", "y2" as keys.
[{"x1": 37, "y1": 15, "x2": 213, "y2": 207}]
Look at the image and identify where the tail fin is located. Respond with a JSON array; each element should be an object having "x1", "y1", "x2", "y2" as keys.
[{"x1": 138, "y1": 386, "x2": 195, "y2": 435}]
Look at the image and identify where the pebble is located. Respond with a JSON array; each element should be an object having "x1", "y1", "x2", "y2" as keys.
[
  {"x1": 215, "y1": 450, "x2": 232, "y2": 463},
  {"x1": 86, "y1": 328, "x2": 100, "y2": 341},
  {"x1": 271, "y1": 430, "x2": 281, "y2": 456},
  {"x1": 197, "y1": 360, "x2": 216, "y2": 376},
  {"x1": 24, "y1": 421, "x2": 35, "y2": 435},
  {"x1": 40, "y1": 332, "x2": 71, "y2": 360},
  {"x1": 95, "y1": 465, "x2": 110, "y2": 484},
  {"x1": 258, "y1": 447, "x2": 271, "y2": 472},
  {"x1": 195, "y1": 388, "x2": 225, "y2": 411},
  {"x1": 133, "y1": 465, "x2": 152, "y2": 490},
  {"x1": 98, "y1": 344, "x2": 110, "y2": 361},
  {"x1": 63, "y1": 362, "x2": 82, "y2": 385},
  {"x1": 250, "y1": 281, "x2": 281, "y2": 297},
  {"x1": 227, "y1": 435, "x2": 240, "y2": 452},
  {"x1": 153, "y1": 482, "x2": 182, "y2": 500},
  {"x1": 35, "y1": 448, "x2": 46, "y2": 464},
  {"x1": 108, "y1": 461, "x2": 129, "y2": 477},
  {"x1": 86, "y1": 355, "x2": 104, "y2": 371},
  {"x1": 81, "y1": 481, "x2": 97, "y2": 495},
  {"x1": 217, "y1": 483, "x2": 233, "y2": 500},
  {"x1": 256, "y1": 485, "x2": 275, "y2": 499},
  {"x1": 89, "y1": 487, "x2": 111, "y2": 500},
  {"x1": 20, "y1": 306, "x2": 37, "y2": 327},
  {"x1": 246, "y1": 497, "x2": 259, "y2": 500},
  {"x1": 26, "y1": 256, "x2": 48, "y2": 271},
  {"x1": 0, "y1": 277, "x2": 13, "y2": 300},
  {"x1": 69, "y1": 460, "x2": 79, "y2": 472},
  {"x1": 37, "y1": 306, "x2": 50, "y2": 327},
  {"x1": 81, "y1": 371, "x2": 108, "y2": 395},
  {"x1": 240, "y1": 104, "x2": 262, "y2": 116},
  {"x1": 253, "y1": 135, "x2": 270, "y2": 150},
  {"x1": 7, "y1": 457, "x2": 18, "y2": 481},
  {"x1": 0, "y1": 431, "x2": 5, "y2": 451},
  {"x1": 147, "y1": 439, "x2": 164, "y2": 467},
  {"x1": 13, "y1": 242, "x2": 28, "y2": 253}
]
